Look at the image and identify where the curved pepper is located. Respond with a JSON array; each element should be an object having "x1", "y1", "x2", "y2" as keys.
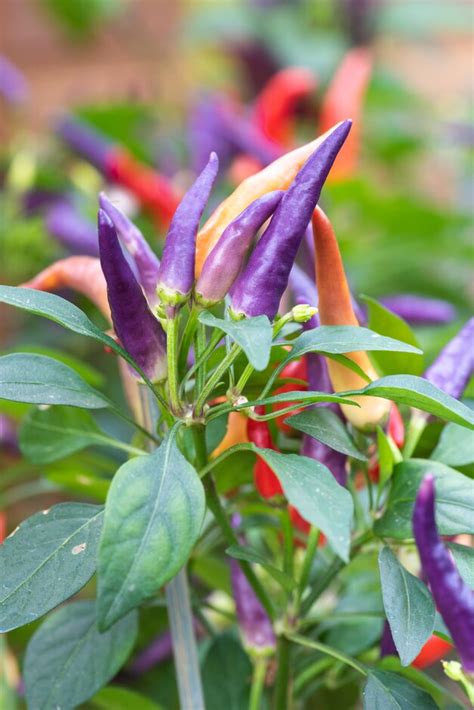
[
  {"x1": 195, "y1": 122, "x2": 349, "y2": 275},
  {"x1": 230, "y1": 120, "x2": 351, "y2": 319},
  {"x1": 156, "y1": 152, "x2": 219, "y2": 305},
  {"x1": 424, "y1": 318, "x2": 474, "y2": 400},
  {"x1": 247, "y1": 407, "x2": 283, "y2": 498},
  {"x1": 253, "y1": 67, "x2": 317, "y2": 148},
  {"x1": 319, "y1": 48, "x2": 373, "y2": 181},
  {"x1": 312, "y1": 207, "x2": 390, "y2": 429},
  {"x1": 380, "y1": 295, "x2": 456, "y2": 326},
  {"x1": 46, "y1": 202, "x2": 99, "y2": 256},
  {"x1": 413, "y1": 475, "x2": 474, "y2": 673},
  {"x1": 99, "y1": 192, "x2": 160, "y2": 304},
  {"x1": 195, "y1": 190, "x2": 283, "y2": 306},
  {"x1": 98, "y1": 209, "x2": 167, "y2": 381}
]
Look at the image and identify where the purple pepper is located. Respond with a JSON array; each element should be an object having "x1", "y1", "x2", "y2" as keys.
[
  {"x1": 156, "y1": 152, "x2": 219, "y2": 305},
  {"x1": 217, "y1": 101, "x2": 282, "y2": 166},
  {"x1": 46, "y1": 202, "x2": 99, "y2": 256},
  {"x1": 188, "y1": 94, "x2": 234, "y2": 175},
  {"x1": 98, "y1": 209, "x2": 166, "y2": 381},
  {"x1": 229, "y1": 120, "x2": 352, "y2": 319},
  {"x1": 0, "y1": 55, "x2": 28, "y2": 105},
  {"x1": 195, "y1": 190, "x2": 283, "y2": 306},
  {"x1": 380, "y1": 295, "x2": 456, "y2": 326},
  {"x1": 424, "y1": 318, "x2": 474, "y2": 399},
  {"x1": 99, "y1": 193, "x2": 160, "y2": 304},
  {"x1": 380, "y1": 621, "x2": 398, "y2": 658},
  {"x1": 288, "y1": 262, "x2": 319, "y2": 328},
  {"x1": 413, "y1": 475, "x2": 474, "y2": 672},
  {"x1": 0, "y1": 415, "x2": 18, "y2": 454},
  {"x1": 56, "y1": 116, "x2": 113, "y2": 173},
  {"x1": 229, "y1": 515, "x2": 276, "y2": 654}
]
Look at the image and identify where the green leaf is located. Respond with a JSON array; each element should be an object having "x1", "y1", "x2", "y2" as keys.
[
  {"x1": 97, "y1": 431, "x2": 205, "y2": 629},
  {"x1": 285, "y1": 408, "x2": 367, "y2": 460},
  {"x1": 226, "y1": 544, "x2": 296, "y2": 593},
  {"x1": 363, "y1": 670, "x2": 439, "y2": 709},
  {"x1": 376, "y1": 426, "x2": 397, "y2": 486},
  {"x1": 236, "y1": 390, "x2": 359, "y2": 415},
  {"x1": 345, "y1": 375, "x2": 474, "y2": 429},
  {"x1": 24, "y1": 600, "x2": 138, "y2": 710},
  {"x1": 378, "y1": 547, "x2": 435, "y2": 666},
  {"x1": 0, "y1": 354, "x2": 109, "y2": 409},
  {"x1": 258, "y1": 449, "x2": 353, "y2": 561},
  {"x1": 447, "y1": 543, "x2": 474, "y2": 589},
  {"x1": 0, "y1": 286, "x2": 146, "y2": 380},
  {"x1": 375, "y1": 459, "x2": 474, "y2": 538},
  {"x1": 202, "y1": 633, "x2": 251, "y2": 710},
  {"x1": 431, "y1": 421, "x2": 474, "y2": 466},
  {"x1": 44, "y1": 451, "x2": 114, "y2": 502},
  {"x1": 90, "y1": 686, "x2": 164, "y2": 710},
  {"x1": 0, "y1": 503, "x2": 103, "y2": 632},
  {"x1": 362, "y1": 296, "x2": 424, "y2": 376},
  {"x1": 198, "y1": 311, "x2": 272, "y2": 370}
]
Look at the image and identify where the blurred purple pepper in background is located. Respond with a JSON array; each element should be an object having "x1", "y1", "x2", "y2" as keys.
[
  {"x1": 98, "y1": 209, "x2": 166, "y2": 381},
  {"x1": 230, "y1": 515, "x2": 276, "y2": 654},
  {"x1": 424, "y1": 318, "x2": 474, "y2": 399},
  {"x1": 99, "y1": 193, "x2": 160, "y2": 304},
  {"x1": 46, "y1": 202, "x2": 99, "y2": 256},
  {"x1": 0, "y1": 415, "x2": 19, "y2": 454},
  {"x1": 188, "y1": 95, "x2": 234, "y2": 175},
  {"x1": 0, "y1": 55, "x2": 28, "y2": 105},
  {"x1": 413, "y1": 475, "x2": 474, "y2": 672},
  {"x1": 56, "y1": 116, "x2": 113, "y2": 173},
  {"x1": 217, "y1": 101, "x2": 282, "y2": 166},
  {"x1": 196, "y1": 190, "x2": 283, "y2": 305},
  {"x1": 230, "y1": 120, "x2": 351, "y2": 319},
  {"x1": 156, "y1": 152, "x2": 219, "y2": 305},
  {"x1": 380, "y1": 294, "x2": 456, "y2": 325}
]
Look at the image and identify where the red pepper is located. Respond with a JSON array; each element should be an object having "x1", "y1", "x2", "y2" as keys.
[
  {"x1": 289, "y1": 506, "x2": 326, "y2": 547},
  {"x1": 0, "y1": 512, "x2": 6, "y2": 544},
  {"x1": 253, "y1": 67, "x2": 317, "y2": 148},
  {"x1": 412, "y1": 634, "x2": 453, "y2": 669},
  {"x1": 273, "y1": 358, "x2": 308, "y2": 434},
  {"x1": 247, "y1": 407, "x2": 283, "y2": 498},
  {"x1": 388, "y1": 404, "x2": 405, "y2": 449}
]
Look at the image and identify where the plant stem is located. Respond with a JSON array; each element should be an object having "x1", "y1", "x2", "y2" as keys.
[
  {"x1": 295, "y1": 527, "x2": 320, "y2": 608},
  {"x1": 166, "y1": 313, "x2": 181, "y2": 414},
  {"x1": 194, "y1": 343, "x2": 241, "y2": 416},
  {"x1": 286, "y1": 634, "x2": 367, "y2": 676},
  {"x1": 294, "y1": 657, "x2": 333, "y2": 693},
  {"x1": 198, "y1": 442, "x2": 255, "y2": 479},
  {"x1": 274, "y1": 635, "x2": 291, "y2": 710},
  {"x1": 281, "y1": 509, "x2": 294, "y2": 580},
  {"x1": 178, "y1": 305, "x2": 199, "y2": 374},
  {"x1": 194, "y1": 321, "x2": 207, "y2": 397},
  {"x1": 403, "y1": 410, "x2": 427, "y2": 458},
  {"x1": 249, "y1": 657, "x2": 267, "y2": 710}
]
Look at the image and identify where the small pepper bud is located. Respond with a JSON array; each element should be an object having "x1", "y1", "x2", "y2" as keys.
[
  {"x1": 156, "y1": 152, "x2": 219, "y2": 306},
  {"x1": 230, "y1": 120, "x2": 352, "y2": 320},
  {"x1": 99, "y1": 192, "x2": 160, "y2": 304},
  {"x1": 291, "y1": 304, "x2": 318, "y2": 324},
  {"x1": 413, "y1": 475, "x2": 474, "y2": 673},
  {"x1": 312, "y1": 206, "x2": 390, "y2": 429},
  {"x1": 195, "y1": 190, "x2": 283, "y2": 306},
  {"x1": 98, "y1": 209, "x2": 166, "y2": 381}
]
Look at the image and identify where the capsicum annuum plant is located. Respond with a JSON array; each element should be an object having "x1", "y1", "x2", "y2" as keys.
[{"x1": 0, "y1": 121, "x2": 473, "y2": 710}]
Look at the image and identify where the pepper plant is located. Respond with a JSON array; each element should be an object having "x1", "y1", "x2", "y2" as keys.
[{"x1": 1, "y1": 122, "x2": 473, "y2": 710}]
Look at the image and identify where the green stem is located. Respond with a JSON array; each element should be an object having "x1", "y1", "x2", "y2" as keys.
[
  {"x1": 403, "y1": 410, "x2": 427, "y2": 459},
  {"x1": 194, "y1": 343, "x2": 241, "y2": 416},
  {"x1": 181, "y1": 328, "x2": 224, "y2": 396},
  {"x1": 166, "y1": 314, "x2": 181, "y2": 414},
  {"x1": 249, "y1": 657, "x2": 267, "y2": 710},
  {"x1": 194, "y1": 321, "x2": 207, "y2": 398},
  {"x1": 198, "y1": 442, "x2": 255, "y2": 479},
  {"x1": 178, "y1": 305, "x2": 200, "y2": 374},
  {"x1": 235, "y1": 362, "x2": 255, "y2": 395},
  {"x1": 281, "y1": 509, "x2": 294, "y2": 581},
  {"x1": 274, "y1": 635, "x2": 291, "y2": 710},
  {"x1": 294, "y1": 657, "x2": 333, "y2": 694},
  {"x1": 286, "y1": 634, "x2": 367, "y2": 676},
  {"x1": 295, "y1": 527, "x2": 320, "y2": 609}
]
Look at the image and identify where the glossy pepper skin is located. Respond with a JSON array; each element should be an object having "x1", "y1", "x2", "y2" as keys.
[
  {"x1": 195, "y1": 123, "x2": 349, "y2": 275},
  {"x1": 424, "y1": 318, "x2": 474, "y2": 399},
  {"x1": 413, "y1": 475, "x2": 474, "y2": 672},
  {"x1": 46, "y1": 202, "x2": 99, "y2": 256},
  {"x1": 247, "y1": 407, "x2": 283, "y2": 498},
  {"x1": 313, "y1": 207, "x2": 390, "y2": 429},
  {"x1": 230, "y1": 120, "x2": 352, "y2": 319},
  {"x1": 98, "y1": 210, "x2": 166, "y2": 381},
  {"x1": 195, "y1": 190, "x2": 283, "y2": 306},
  {"x1": 99, "y1": 193, "x2": 160, "y2": 304},
  {"x1": 156, "y1": 152, "x2": 219, "y2": 305},
  {"x1": 380, "y1": 294, "x2": 456, "y2": 326}
]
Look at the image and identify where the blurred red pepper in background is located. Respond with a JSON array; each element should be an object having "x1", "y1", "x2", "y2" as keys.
[
  {"x1": 273, "y1": 358, "x2": 308, "y2": 434},
  {"x1": 247, "y1": 407, "x2": 283, "y2": 498},
  {"x1": 388, "y1": 404, "x2": 405, "y2": 448}
]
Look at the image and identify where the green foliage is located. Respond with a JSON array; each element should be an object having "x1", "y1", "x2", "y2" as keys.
[
  {"x1": 286, "y1": 408, "x2": 367, "y2": 459},
  {"x1": 363, "y1": 671, "x2": 438, "y2": 709},
  {"x1": 199, "y1": 311, "x2": 273, "y2": 370},
  {"x1": 202, "y1": 633, "x2": 252, "y2": 710}
]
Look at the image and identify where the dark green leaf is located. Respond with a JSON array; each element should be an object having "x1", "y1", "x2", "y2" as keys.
[
  {"x1": 379, "y1": 547, "x2": 435, "y2": 666},
  {"x1": 362, "y1": 296, "x2": 424, "y2": 376},
  {"x1": 285, "y1": 408, "x2": 367, "y2": 460},
  {"x1": 198, "y1": 311, "x2": 272, "y2": 370},
  {"x1": 447, "y1": 543, "x2": 474, "y2": 589},
  {"x1": 258, "y1": 449, "x2": 353, "y2": 561},
  {"x1": 97, "y1": 431, "x2": 205, "y2": 629},
  {"x1": 0, "y1": 503, "x2": 103, "y2": 632},
  {"x1": 364, "y1": 670, "x2": 439, "y2": 709},
  {"x1": 90, "y1": 686, "x2": 164, "y2": 710},
  {"x1": 345, "y1": 375, "x2": 474, "y2": 429},
  {"x1": 226, "y1": 544, "x2": 296, "y2": 593},
  {"x1": 202, "y1": 633, "x2": 251, "y2": 710},
  {"x1": 375, "y1": 459, "x2": 474, "y2": 538},
  {"x1": 431, "y1": 421, "x2": 474, "y2": 466},
  {"x1": 0, "y1": 354, "x2": 109, "y2": 409},
  {"x1": 24, "y1": 600, "x2": 137, "y2": 710}
]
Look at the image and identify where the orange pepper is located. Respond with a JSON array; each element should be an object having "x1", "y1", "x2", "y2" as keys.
[
  {"x1": 319, "y1": 48, "x2": 373, "y2": 182},
  {"x1": 312, "y1": 207, "x2": 390, "y2": 429},
  {"x1": 195, "y1": 123, "x2": 346, "y2": 275},
  {"x1": 211, "y1": 411, "x2": 249, "y2": 458}
]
